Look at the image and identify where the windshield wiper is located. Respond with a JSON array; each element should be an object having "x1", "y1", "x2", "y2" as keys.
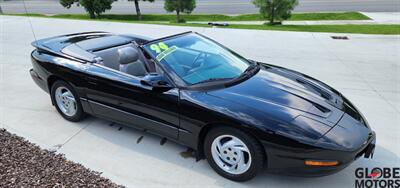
[
  {"x1": 223, "y1": 63, "x2": 260, "y2": 87},
  {"x1": 236, "y1": 62, "x2": 260, "y2": 80},
  {"x1": 195, "y1": 77, "x2": 233, "y2": 85},
  {"x1": 192, "y1": 63, "x2": 259, "y2": 86},
  {"x1": 244, "y1": 63, "x2": 259, "y2": 75}
]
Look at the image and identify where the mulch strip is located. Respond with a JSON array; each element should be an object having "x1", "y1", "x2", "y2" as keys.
[{"x1": 0, "y1": 128, "x2": 124, "y2": 187}]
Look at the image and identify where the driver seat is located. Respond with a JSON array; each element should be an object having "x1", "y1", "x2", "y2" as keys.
[{"x1": 118, "y1": 47, "x2": 147, "y2": 77}]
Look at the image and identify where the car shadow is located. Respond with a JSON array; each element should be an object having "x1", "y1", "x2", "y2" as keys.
[{"x1": 81, "y1": 116, "x2": 399, "y2": 187}]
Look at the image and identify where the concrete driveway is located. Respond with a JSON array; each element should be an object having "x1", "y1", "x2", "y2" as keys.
[{"x1": 0, "y1": 15, "x2": 399, "y2": 187}]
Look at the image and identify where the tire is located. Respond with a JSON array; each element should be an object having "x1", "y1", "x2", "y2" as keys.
[
  {"x1": 50, "y1": 80, "x2": 86, "y2": 122},
  {"x1": 204, "y1": 126, "x2": 265, "y2": 182}
]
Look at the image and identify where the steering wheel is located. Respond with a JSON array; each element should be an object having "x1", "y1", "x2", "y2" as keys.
[
  {"x1": 180, "y1": 65, "x2": 192, "y2": 71},
  {"x1": 187, "y1": 52, "x2": 206, "y2": 75},
  {"x1": 193, "y1": 52, "x2": 206, "y2": 68}
]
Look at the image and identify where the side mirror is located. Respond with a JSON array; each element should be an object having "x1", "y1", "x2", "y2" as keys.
[{"x1": 140, "y1": 73, "x2": 173, "y2": 92}]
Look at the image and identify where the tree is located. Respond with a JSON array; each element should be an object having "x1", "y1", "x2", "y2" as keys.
[
  {"x1": 128, "y1": 0, "x2": 155, "y2": 20},
  {"x1": 164, "y1": 0, "x2": 196, "y2": 23},
  {"x1": 253, "y1": 0, "x2": 298, "y2": 25},
  {"x1": 60, "y1": 0, "x2": 115, "y2": 19}
]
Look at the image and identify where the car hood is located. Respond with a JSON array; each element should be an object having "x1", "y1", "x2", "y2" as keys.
[{"x1": 207, "y1": 64, "x2": 345, "y2": 125}]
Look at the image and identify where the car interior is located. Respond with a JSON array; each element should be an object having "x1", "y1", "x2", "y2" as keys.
[
  {"x1": 85, "y1": 35, "x2": 242, "y2": 85},
  {"x1": 92, "y1": 43, "x2": 157, "y2": 77}
]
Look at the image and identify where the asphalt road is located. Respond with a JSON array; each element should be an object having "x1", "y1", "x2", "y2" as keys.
[{"x1": 0, "y1": 0, "x2": 399, "y2": 15}]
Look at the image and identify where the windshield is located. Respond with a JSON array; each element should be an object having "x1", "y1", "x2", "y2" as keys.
[{"x1": 143, "y1": 33, "x2": 250, "y2": 85}]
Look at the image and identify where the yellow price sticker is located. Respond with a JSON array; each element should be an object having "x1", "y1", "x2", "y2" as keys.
[
  {"x1": 150, "y1": 42, "x2": 169, "y2": 54},
  {"x1": 156, "y1": 46, "x2": 177, "y2": 61}
]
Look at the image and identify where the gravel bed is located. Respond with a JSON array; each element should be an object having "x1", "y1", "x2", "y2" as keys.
[{"x1": 0, "y1": 128, "x2": 124, "y2": 187}]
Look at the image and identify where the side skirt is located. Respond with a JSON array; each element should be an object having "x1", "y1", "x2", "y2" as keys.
[{"x1": 82, "y1": 98, "x2": 194, "y2": 147}]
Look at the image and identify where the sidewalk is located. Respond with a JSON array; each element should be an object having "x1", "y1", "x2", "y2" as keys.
[{"x1": 188, "y1": 12, "x2": 400, "y2": 25}]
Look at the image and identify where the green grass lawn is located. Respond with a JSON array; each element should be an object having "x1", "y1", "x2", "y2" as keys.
[
  {"x1": 147, "y1": 22, "x2": 399, "y2": 35},
  {"x1": 5, "y1": 13, "x2": 400, "y2": 35},
  {"x1": 220, "y1": 24, "x2": 400, "y2": 35},
  {"x1": 100, "y1": 12, "x2": 370, "y2": 21},
  {"x1": 289, "y1": 12, "x2": 370, "y2": 21},
  {"x1": 10, "y1": 12, "x2": 370, "y2": 22}
]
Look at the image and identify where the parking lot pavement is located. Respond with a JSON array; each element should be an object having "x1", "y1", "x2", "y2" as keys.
[{"x1": 0, "y1": 15, "x2": 399, "y2": 187}]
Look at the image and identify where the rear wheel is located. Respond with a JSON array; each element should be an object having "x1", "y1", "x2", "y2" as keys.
[
  {"x1": 204, "y1": 126, "x2": 265, "y2": 181},
  {"x1": 51, "y1": 80, "x2": 85, "y2": 122}
]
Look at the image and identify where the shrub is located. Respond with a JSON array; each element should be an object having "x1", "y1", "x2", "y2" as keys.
[
  {"x1": 253, "y1": 0, "x2": 298, "y2": 24},
  {"x1": 164, "y1": 0, "x2": 196, "y2": 23},
  {"x1": 60, "y1": 0, "x2": 115, "y2": 19}
]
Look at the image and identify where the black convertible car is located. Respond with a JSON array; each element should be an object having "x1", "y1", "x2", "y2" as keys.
[{"x1": 30, "y1": 31, "x2": 375, "y2": 181}]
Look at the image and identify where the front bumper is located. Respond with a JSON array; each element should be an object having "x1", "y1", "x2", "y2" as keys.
[{"x1": 263, "y1": 130, "x2": 376, "y2": 177}]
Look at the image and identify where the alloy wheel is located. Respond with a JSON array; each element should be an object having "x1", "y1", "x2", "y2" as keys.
[
  {"x1": 55, "y1": 86, "x2": 77, "y2": 117},
  {"x1": 211, "y1": 135, "x2": 252, "y2": 175}
]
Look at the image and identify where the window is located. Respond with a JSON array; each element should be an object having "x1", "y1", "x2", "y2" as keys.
[{"x1": 144, "y1": 33, "x2": 250, "y2": 85}]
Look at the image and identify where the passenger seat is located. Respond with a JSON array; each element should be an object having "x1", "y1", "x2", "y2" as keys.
[
  {"x1": 93, "y1": 46, "x2": 123, "y2": 70},
  {"x1": 118, "y1": 47, "x2": 147, "y2": 77}
]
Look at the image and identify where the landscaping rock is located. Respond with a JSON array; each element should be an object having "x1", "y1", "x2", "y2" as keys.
[{"x1": 0, "y1": 128, "x2": 124, "y2": 187}]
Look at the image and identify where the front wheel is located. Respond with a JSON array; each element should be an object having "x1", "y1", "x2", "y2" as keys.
[
  {"x1": 51, "y1": 80, "x2": 86, "y2": 122},
  {"x1": 204, "y1": 126, "x2": 265, "y2": 181}
]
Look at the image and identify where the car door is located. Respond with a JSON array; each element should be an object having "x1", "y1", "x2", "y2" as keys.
[{"x1": 83, "y1": 63, "x2": 179, "y2": 140}]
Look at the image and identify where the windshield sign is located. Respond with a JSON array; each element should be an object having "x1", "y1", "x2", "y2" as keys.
[{"x1": 144, "y1": 33, "x2": 250, "y2": 85}]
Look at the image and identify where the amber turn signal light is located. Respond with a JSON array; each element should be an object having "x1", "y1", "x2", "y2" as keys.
[{"x1": 305, "y1": 160, "x2": 339, "y2": 166}]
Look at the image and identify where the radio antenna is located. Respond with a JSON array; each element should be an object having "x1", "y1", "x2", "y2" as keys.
[{"x1": 22, "y1": 0, "x2": 38, "y2": 45}]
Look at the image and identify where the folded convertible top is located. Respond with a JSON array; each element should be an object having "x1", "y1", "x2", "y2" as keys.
[{"x1": 32, "y1": 31, "x2": 151, "y2": 62}]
